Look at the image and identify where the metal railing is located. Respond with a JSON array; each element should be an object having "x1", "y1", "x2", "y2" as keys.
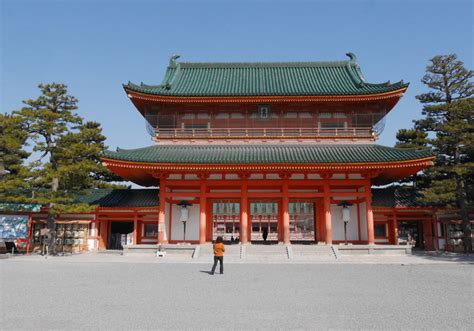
[{"x1": 154, "y1": 127, "x2": 374, "y2": 139}]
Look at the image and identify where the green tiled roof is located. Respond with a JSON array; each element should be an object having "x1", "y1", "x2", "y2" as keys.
[
  {"x1": 74, "y1": 189, "x2": 159, "y2": 207},
  {"x1": 124, "y1": 53, "x2": 408, "y2": 97},
  {"x1": 103, "y1": 144, "x2": 432, "y2": 164}
]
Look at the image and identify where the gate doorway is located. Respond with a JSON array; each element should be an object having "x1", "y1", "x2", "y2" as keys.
[
  {"x1": 289, "y1": 200, "x2": 316, "y2": 242},
  {"x1": 250, "y1": 201, "x2": 279, "y2": 243},
  {"x1": 397, "y1": 221, "x2": 424, "y2": 249},
  {"x1": 108, "y1": 221, "x2": 134, "y2": 250},
  {"x1": 211, "y1": 200, "x2": 240, "y2": 243}
]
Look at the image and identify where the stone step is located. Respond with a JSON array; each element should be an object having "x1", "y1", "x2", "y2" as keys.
[
  {"x1": 292, "y1": 245, "x2": 334, "y2": 255},
  {"x1": 245, "y1": 245, "x2": 288, "y2": 255}
]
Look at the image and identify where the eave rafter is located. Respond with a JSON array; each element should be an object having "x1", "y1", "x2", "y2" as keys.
[
  {"x1": 101, "y1": 157, "x2": 434, "y2": 173},
  {"x1": 124, "y1": 87, "x2": 408, "y2": 104}
]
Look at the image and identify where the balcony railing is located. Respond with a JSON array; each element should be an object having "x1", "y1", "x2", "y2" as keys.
[{"x1": 154, "y1": 127, "x2": 374, "y2": 139}]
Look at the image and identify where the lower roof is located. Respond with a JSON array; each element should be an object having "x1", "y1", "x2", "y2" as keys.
[
  {"x1": 102, "y1": 144, "x2": 433, "y2": 186},
  {"x1": 103, "y1": 144, "x2": 432, "y2": 164}
]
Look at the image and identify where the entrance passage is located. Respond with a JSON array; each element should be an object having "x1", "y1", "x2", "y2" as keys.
[
  {"x1": 289, "y1": 200, "x2": 316, "y2": 241},
  {"x1": 397, "y1": 221, "x2": 424, "y2": 249},
  {"x1": 212, "y1": 201, "x2": 240, "y2": 242},
  {"x1": 108, "y1": 221, "x2": 134, "y2": 250},
  {"x1": 250, "y1": 201, "x2": 278, "y2": 242}
]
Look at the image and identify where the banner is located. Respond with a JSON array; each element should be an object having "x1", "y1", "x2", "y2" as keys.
[{"x1": 0, "y1": 215, "x2": 29, "y2": 239}]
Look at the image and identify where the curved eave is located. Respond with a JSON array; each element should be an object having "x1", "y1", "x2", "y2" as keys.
[
  {"x1": 123, "y1": 86, "x2": 408, "y2": 104},
  {"x1": 101, "y1": 157, "x2": 434, "y2": 187}
]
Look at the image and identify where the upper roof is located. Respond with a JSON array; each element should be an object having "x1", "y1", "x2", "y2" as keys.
[
  {"x1": 103, "y1": 144, "x2": 432, "y2": 164},
  {"x1": 123, "y1": 53, "x2": 408, "y2": 97}
]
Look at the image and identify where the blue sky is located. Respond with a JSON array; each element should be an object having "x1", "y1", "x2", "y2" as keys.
[{"x1": 2, "y1": 0, "x2": 473, "y2": 149}]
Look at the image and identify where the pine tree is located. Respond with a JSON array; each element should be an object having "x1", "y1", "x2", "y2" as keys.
[
  {"x1": 396, "y1": 54, "x2": 473, "y2": 253},
  {"x1": 0, "y1": 113, "x2": 32, "y2": 200},
  {"x1": 3, "y1": 83, "x2": 124, "y2": 254}
]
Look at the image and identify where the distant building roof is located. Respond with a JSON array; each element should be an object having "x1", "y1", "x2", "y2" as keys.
[
  {"x1": 371, "y1": 186, "x2": 425, "y2": 207},
  {"x1": 74, "y1": 189, "x2": 159, "y2": 208},
  {"x1": 124, "y1": 53, "x2": 408, "y2": 97}
]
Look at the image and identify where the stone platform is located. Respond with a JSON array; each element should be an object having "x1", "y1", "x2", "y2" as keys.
[{"x1": 121, "y1": 243, "x2": 412, "y2": 260}]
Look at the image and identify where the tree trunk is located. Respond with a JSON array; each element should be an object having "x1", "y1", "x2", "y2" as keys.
[
  {"x1": 47, "y1": 176, "x2": 59, "y2": 255},
  {"x1": 46, "y1": 207, "x2": 57, "y2": 255},
  {"x1": 457, "y1": 177, "x2": 472, "y2": 253}
]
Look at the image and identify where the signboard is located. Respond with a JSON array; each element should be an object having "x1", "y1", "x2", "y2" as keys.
[{"x1": 0, "y1": 215, "x2": 29, "y2": 239}]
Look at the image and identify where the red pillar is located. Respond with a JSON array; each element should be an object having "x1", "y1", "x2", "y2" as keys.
[
  {"x1": 158, "y1": 178, "x2": 167, "y2": 244},
  {"x1": 391, "y1": 211, "x2": 398, "y2": 245},
  {"x1": 323, "y1": 180, "x2": 332, "y2": 245},
  {"x1": 26, "y1": 213, "x2": 32, "y2": 255},
  {"x1": 99, "y1": 220, "x2": 107, "y2": 250},
  {"x1": 433, "y1": 216, "x2": 439, "y2": 251},
  {"x1": 366, "y1": 186, "x2": 375, "y2": 245},
  {"x1": 133, "y1": 210, "x2": 138, "y2": 245},
  {"x1": 423, "y1": 221, "x2": 434, "y2": 250},
  {"x1": 199, "y1": 178, "x2": 207, "y2": 244},
  {"x1": 282, "y1": 179, "x2": 290, "y2": 244},
  {"x1": 240, "y1": 175, "x2": 249, "y2": 244}
]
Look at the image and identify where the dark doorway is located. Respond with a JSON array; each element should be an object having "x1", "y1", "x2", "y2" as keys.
[
  {"x1": 108, "y1": 221, "x2": 134, "y2": 250},
  {"x1": 398, "y1": 221, "x2": 424, "y2": 249}
]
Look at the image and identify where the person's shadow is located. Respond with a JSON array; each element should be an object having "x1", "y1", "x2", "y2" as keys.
[{"x1": 199, "y1": 270, "x2": 213, "y2": 275}]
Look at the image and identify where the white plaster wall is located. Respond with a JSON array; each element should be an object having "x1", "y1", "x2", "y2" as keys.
[
  {"x1": 171, "y1": 204, "x2": 200, "y2": 241},
  {"x1": 87, "y1": 239, "x2": 96, "y2": 250},
  {"x1": 290, "y1": 174, "x2": 304, "y2": 180},
  {"x1": 307, "y1": 174, "x2": 321, "y2": 180},
  {"x1": 331, "y1": 204, "x2": 359, "y2": 241},
  {"x1": 359, "y1": 202, "x2": 367, "y2": 241},
  {"x1": 89, "y1": 223, "x2": 96, "y2": 237},
  {"x1": 438, "y1": 238, "x2": 446, "y2": 250},
  {"x1": 266, "y1": 174, "x2": 280, "y2": 180}
]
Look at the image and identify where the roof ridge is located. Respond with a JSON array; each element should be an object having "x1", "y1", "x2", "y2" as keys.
[{"x1": 178, "y1": 60, "x2": 352, "y2": 68}]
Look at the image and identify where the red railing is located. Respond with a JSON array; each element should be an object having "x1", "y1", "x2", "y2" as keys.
[{"x1": 155, "y1": 127, "x2": 374, "y2": 139}]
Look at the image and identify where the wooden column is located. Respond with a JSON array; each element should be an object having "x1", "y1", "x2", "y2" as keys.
[
  {"x1": 391, "y1": 211, "x2": 398, "y2": 245},
  {"x1": 282, "y1": 177, "x2": 290, "y2": 244},
  {"x1": 133, "y1": 210, "x2": 138, "y2": 245},
  {"x1": 323, "y1": 180, "x2": 332, "y2": 245},
  {"x1": 365, "y1": 185, "x2": 375, "y2": 245},
  {"x1": 158, "y1": 177, "x2": 168, "y2": 244},
  {"x1": 199, "y1": 175, "x2": 208, "y2": 244},
  {"x1": 26, "y1": 213, "x2": 33, "y2": 255},
  {"x1": 99, "y1": 220, "x2": 107, "y2": 250},
  {"x1": 433, "y1": 215, "x2": 439, "y2": 251},
  {"x1": 240, "y1": 174, "x2": 249, "y2": 244}
]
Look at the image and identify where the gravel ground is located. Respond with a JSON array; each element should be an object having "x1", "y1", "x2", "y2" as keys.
[{"x1": 1, "y1": 260, "x2": 472, "y2": 330}]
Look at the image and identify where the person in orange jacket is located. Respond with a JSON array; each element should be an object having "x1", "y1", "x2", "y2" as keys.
[{"x1": 211, "y1": 236, "x2": 225, "y2": 275}]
